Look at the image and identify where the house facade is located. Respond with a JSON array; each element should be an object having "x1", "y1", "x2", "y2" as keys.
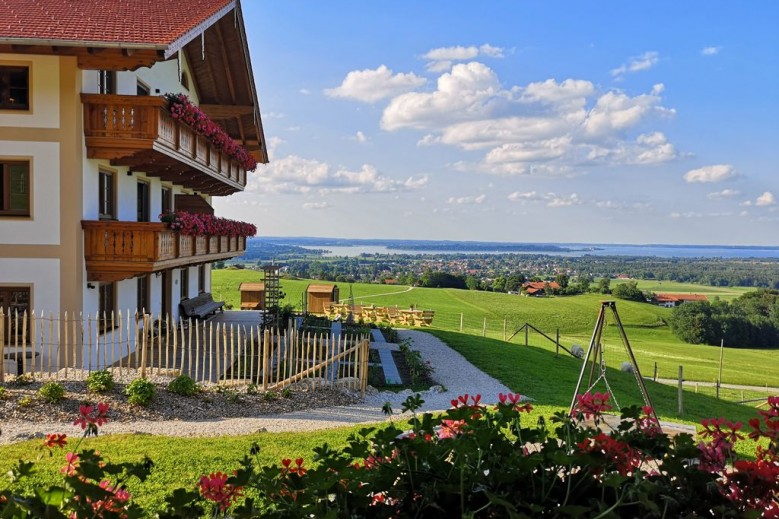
[{"x1": 0, "y1": 0, "x2": 266, "y2": 355}]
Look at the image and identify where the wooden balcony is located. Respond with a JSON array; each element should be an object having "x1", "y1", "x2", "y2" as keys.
[
  {"x1": 82, "y1": 221, "x2": 246, "y2": 282},
  {"x1": 82, "y1": 94, "x2": 247, "y2": 196}
]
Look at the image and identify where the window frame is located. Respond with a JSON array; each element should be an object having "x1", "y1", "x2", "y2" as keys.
[
  {"x1": 136, "y1": 180, "x2": 150, "y2": 222},
  {"x1": 98, "y1": 282, "x2": 116, "y2": 332},
  {"x1": 198, "y1": 265, "x2": 206, "y2": 294},
  {"x1": 98, "y1": 70, "x2": 116, "y2": 95},
  {"x1": 136, "y1": 275, "x2": 150, "y2": 314},
  {"x1": 0, "y1": 160, "x2": 31, "y2": 217},
  {"x1": 161, "y1": 185, "x2": 172, "y2": 215},
  {"x1": 0, "y1": 65, "x2": 30, "y2": 111},
  {"x1": 180, "y1": 268, "x2": 189, "y2": 299},
  {"x1": 0, "y1": 285, "x2": 32, "y2": 343},
  {"x1": 98, "y1": 169, "x2": 115, "y2": 220}
]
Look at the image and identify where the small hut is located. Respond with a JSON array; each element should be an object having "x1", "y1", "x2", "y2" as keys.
[
  {"x1": 239, "y1": 282, "x2": 265, "y2": 310},
  {"x1": 306, "y1": 284, "x2": 339, "y2": 314}
]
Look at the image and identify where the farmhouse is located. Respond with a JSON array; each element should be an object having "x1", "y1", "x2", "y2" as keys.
[
  {"x1": 521, "y1": 281, "x2": 561, "y2": 297},
  {"x1": 654, "y1": 293, "x2": 708, "y2": 307},
  {"x1": 0, "y1": 0, "x2": 266, "y2": 363}
]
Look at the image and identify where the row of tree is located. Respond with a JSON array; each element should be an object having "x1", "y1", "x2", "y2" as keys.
[{"x1": 668, "y1": 289, "x2": 779, "y2": 349}]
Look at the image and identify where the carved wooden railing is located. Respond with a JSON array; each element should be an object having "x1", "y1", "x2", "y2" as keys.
[
  {"x1": 81, "y1": 221, "x2": 246, "y2": 282},
  {"x1": 81, "y1": 94, "x2": 248, "y2": 194}
]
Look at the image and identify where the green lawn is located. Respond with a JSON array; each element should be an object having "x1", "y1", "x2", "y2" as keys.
[
  {"x1": 612, "y1": 278, "x2": 753, "y2": 301},
  {"x1": 213, "y1": 271, "x2": 779, "y2": 387}
]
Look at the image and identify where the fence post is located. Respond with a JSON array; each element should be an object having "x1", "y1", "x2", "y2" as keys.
[
  {"x1": 482, "y1": 317, "x2": 486, "y2": 337},
  {"x1": 525, "y1": 324, "x2": 528, "y2": 347},
  {"x1": 140, "y1": 315, "x2": 148, "y2": 379},
  {"x1": 503, "y1": 319, "x2": 507, "y2": 341},
  {"x1": 459, "y1": 313, "x2": 463, "y2": 332},
  {"x1": 677, "y1": 365, "x2": 684, "y2": 415},
  {"x1": 556, "y1": 329, "x2": 560, "y2": 358},
  {"x1": 0, "y1": 310, "x2": 5, "y2": 383},
  {"x1": 715, "y1": 379, "x2": 720, "y2": 400},
  {"x1": 262, "y1": 329, "x2": 270, "y2": 390},
  {"x1": 653, "y1": 362, "x2": 657, "y2": 382},
  {"x1": 361, "y1": 339, "x2": 369, "y2": 396}
]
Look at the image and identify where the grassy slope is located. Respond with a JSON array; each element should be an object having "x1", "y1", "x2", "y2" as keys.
[{"x1": 212, "y1": 271, "x2": 778, "y2": 387}]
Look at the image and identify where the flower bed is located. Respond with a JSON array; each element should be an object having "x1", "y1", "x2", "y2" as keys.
[
  {"x1": 159, "y1": 211, "x2": 256, "y2": 238},
  {"x1": 165, "y1": 93, "x2": 257, "y2": 172}
]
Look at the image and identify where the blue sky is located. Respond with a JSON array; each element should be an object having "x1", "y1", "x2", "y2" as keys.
[{"x1": 213, "y1": 1, "x2": 778, "y2": 245}]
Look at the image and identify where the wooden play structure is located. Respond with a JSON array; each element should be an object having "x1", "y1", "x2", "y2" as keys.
[
  {"x1": 239, "y1": 282, "x2": 265, "y2": 310},
  {"x1": 306, "y1": 284, "x2": 339, "y2": 314}
]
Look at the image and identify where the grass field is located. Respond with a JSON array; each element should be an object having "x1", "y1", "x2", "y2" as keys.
[{"x1": 213, "y1": 270, "x2": 779, "y2": 387}]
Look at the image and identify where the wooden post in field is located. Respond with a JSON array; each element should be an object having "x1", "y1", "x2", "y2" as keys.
[
  {"x1": 525, "y1": 324, "x2": 529, "y2": 347},
  {"x1": 556, "y1": 329, "x2": 560, "y2": 357},
  {"x1": 717, "y1": 338, "x2": 724, "y2": 398},
  {"x1": 715, "y1": 379, "x2": 720, "y2": 400},
  {"x1": 503, "y1": 319, "x2": 507, "y2": 341},
  {"x1": 482, "y1": 317, "x2": 487, "y2": 337},
  {"x1": 677, "y1": 365, "x2": 684, "y2": 415},
  {"x1": 459, "y1": 313, "x2": 463, "y2": 332},
  {"x1": 262, "y1": 328, "x2": 270, "y2": 391},
  {"x1": 653, "y1": 362, "x2": 657, "y2": 382}
]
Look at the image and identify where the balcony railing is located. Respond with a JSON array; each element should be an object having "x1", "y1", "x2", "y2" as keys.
[
  {"x1": 82, "y1": 221, "x2": 246, "y2": 282},
  {"x1": 81, "y1": 94, "x2": 247, "y2": 196}
]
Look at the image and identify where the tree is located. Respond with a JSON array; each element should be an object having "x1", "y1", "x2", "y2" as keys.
[
  {"x1": 555, "y1": 273, "x2": 570, "y2": 289},
  {"x1": 466, "y1": 275, "x2": 481, "y2": 291},
  {"x1": 612, "y1": 281, "x2": 645, "y2": 302},
  {"x1": 492, "y1": 275, "x2": 507, "y2": 293},
  {"x1": 598, "y1": 277, "x2": 611, "y2": 294}
]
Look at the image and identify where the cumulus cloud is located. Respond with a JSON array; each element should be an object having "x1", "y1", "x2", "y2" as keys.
[
  {"x1": 447, "y1": 194, "x2": 487, "y2": 204},
  {"x1": 610, "y1": 51, "x2": 659, "y2": 78},
  {"x1": 507, "y1": 191, "x2": 582, "y2": 207},
  {"x1": 581, "y1": 84, "x2": 675, "y2": 138},
  {"x1": 325, "y1": 65, "x2": 426, "y2": 103},
  {"x1": 245, "y1": 154, "x2": 428, "y2": 195},
  {"x1": 299, "y1": 88, "x2": 311, "y2": 95},
  {"x1": 756, "y1": 192, "x2": 777, "y2": 206},
  {"x1": 708, "y1": 189, "x2": 741, "y2": 200},
  {"x1": 353, "y1": 131, "x2": 368, "y2": 143},
  {"x1": 423, "y1": 43, "x2": 505, "y2": 72},
  {"x1": 684, "y1": 164, "x2": 738, "y2": 183},
  {"x1": 701, "y1": 46, "x2": 723, "y2": 56},
  {"x1": 302, "y1": 201, "x2": 330, "y2": 210}
]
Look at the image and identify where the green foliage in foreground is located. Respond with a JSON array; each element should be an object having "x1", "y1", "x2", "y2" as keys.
[{"x1": 1, "y1": 395, "x2": 777, "y2": 517}]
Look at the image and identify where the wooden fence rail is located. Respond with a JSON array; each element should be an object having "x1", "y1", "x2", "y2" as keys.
[{"x1": 0, "y1": 310, "x2": 369, "y2": 395}]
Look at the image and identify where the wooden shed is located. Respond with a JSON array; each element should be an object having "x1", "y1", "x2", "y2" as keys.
[
  {"x1": 239, "y1": 282, "x2": 265, "y2": 310},
  {"x1": 306, "y1": 284, "x2": 339, "y2": 314}
]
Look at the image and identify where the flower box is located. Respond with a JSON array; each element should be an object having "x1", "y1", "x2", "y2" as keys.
[{"x1": 195, "y1": 236, "x2": 207, "y2": 255}]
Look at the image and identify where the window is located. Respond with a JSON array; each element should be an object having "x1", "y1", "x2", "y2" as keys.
[
  {"x1": 0, "y1": 66, "x2": 29, "y2": 110},
  {"x1": 1, "y1": 161, "x2": 30, "y2": 216},
  {"x1": 180, "y1": 268, "x2": 189, "y2": 299},
  {"x1": 98, "y1": 170, "x2": 115, "y2": 220},
  {"x1": 136, "y1": 276, "x2": 149, "y2": 314},
  {"x1": 98, "y1": 70, "x2": 115, "y2": 95},
  {"x1": 198, "y1": 265, "x2": 206, "y2": 294},
  {"x1": 98, "y1": 282, "x2": 115, "y2": 331},
  {"x1": 137, "y1": 181, "x2": 150, "y2": 222},
  {"x1": 180, "y1": 71, "x2": 189, "y2": 91},
  {"x1": 136, "y1": 80, "x2": 150, "y2": 96},
  {"x1": 0, "y1": 286, "x2": 30, "y2": 343},
  {"x1": 161, "y1": 186, "x2": 172, "y2": 215}
]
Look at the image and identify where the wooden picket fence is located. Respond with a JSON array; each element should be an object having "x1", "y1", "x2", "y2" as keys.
[{"x1": 0, "y1": 310, "x2": 370, "y2": 395}]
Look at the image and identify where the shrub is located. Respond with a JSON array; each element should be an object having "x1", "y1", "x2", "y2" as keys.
[
  {"x1": 125, "y1": 378, "x2": 156, "y2": 406},
  {"x1": 167, "y1": 374, "x2": 199, "y2": 396},
  {"x1": 85, "y1": 369, "x2": 114, "y2": 393},
  {"x1": 10, "y1": 373, "x2": 33, "y2": 386},
  {"x1": 37, "y1": 381, "x2": 65, "y2": 403},
  {"x1": 0, "y1": 386, "x2": 5, "y2": 400}
]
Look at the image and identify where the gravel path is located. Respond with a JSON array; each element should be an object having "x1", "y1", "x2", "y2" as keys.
[{"x1": 1, "y1": 330, "x2": 512, "y2": 444}]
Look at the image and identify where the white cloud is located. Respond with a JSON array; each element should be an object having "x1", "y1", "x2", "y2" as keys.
[
  {"x1": 611, "y1": 51, "x2": 660, "y2": 78},
  {"x1": 353, "y1": 131, "x2": 368, "y2": 143},
  {"x1": 582, "y1": 84, "x2": 674, "y2": 138},
  {"x1": 302, "y1": 201, "x2": 330, "y2": 210},
  {"x1": 299, "y1": 88, "x2": 311, "y2": 95},
  {"x1": 325, "y1": 65, "x2": 426, "y2": 103},
  {"x1": 708, "y1": 189, "x2": 741, "y2": 200},
  {"x1": 684, "y1": 164, "x2": 738, "y2": 183},
  {"x1": 701, "y1": 46, "x2": 723, "y2": 56},
  {"x1": 423, "y1": 44, "x2": 504, "y2": 71},
  {"x1": 670, "y1": 211, "x2": 733, "y2": 219},
  {"x1": 507, "y1": 191, "x2": 582, "y2": 207},
  {"x1": 245, "y1": 154, "x2": 428, "y2": 195},
  {"x1": 447, "y1": 194, "x2": 487, "y2": 204},
  {"x1": 756, "y1": 192, "x2": 777, "y2": 206}
]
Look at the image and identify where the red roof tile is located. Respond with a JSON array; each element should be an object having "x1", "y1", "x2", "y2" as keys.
[{"x1": 0, "y1": 0, "x2": 233, "y2": 47}]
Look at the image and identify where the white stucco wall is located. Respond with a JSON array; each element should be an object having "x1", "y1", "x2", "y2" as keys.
[
  {"x1": 82, "y1": 55, "x2": 197, "y2": 102},
  {"x1": 0, "y1": 140, "x2": 60, "y2": 245},
  {"x1": 0, "y1": 54, "x2": 60, "y2": 128}
]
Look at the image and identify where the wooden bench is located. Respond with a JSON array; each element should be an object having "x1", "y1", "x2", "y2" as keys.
[{"x1": 179, "y1": 293, "x2": 224, "y2": 320}]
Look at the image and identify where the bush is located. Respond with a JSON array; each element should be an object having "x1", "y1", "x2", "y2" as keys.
[
  {"x1": 37, "y1": 381, "x2": 65, "y2": 403},
  {"x1": 167, "y1": 374, "x2": 199, "y2": 396},
  {"x1": 85, "y1": 369, "x2": 114, "y2": 393},
  {"x1": 0, "y1": 386, "x2": 5, "y2": 400},
  {"x1": 125, "y1": 378, "x2": 156, "y2": 406}
]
